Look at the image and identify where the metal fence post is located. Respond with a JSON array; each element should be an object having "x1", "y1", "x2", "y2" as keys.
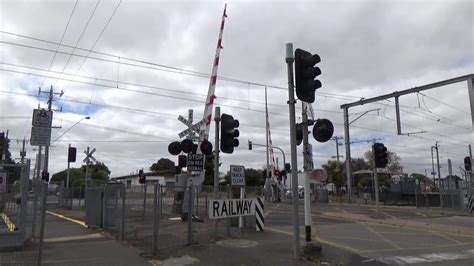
[
  {"x1": 152, "y1": 183, "x2": 158, "y2": 255},
  {"x1": 37, "y1": 183, "x2": 48, "y2": 266},
  {"x1": 187, "y1": 184, "x2": 194, "y2": 245},
  {"x1": 79, "y1": 186, "x2": 82, "y2": 207},
  {"x1": 160, "y1": 185, "x2": 163, "y2": 216},
  {"x1": 205, "y1": 193, "x2": 208, "y2": 218},
  {"x1": 142, "y1": 184, "x2": 147, "y2": 221},
  {"x1": 121, "y1": 184, "x2": 126, "y2": 241},
  {"x1": 196, "y1": 187, "x2": 199, "y2": 217}
]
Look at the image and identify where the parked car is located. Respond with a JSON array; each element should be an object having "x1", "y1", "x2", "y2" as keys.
[{"x1": 326, "y1": 183, "x2": 336, "y2": 196}]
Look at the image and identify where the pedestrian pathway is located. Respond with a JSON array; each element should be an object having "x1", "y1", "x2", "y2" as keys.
[{"x1": 42, "y1": 209, "x2": 151, "y2": 265}]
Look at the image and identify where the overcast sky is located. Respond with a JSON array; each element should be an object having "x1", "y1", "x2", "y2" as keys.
[{"x1": 0, "y1": 0, "x2": 472, "y2": 181}]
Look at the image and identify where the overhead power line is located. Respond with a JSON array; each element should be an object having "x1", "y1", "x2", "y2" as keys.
[
  {"x1": 0, "y1": 31, "x2": 359, "y2": 101},
  {"x1": 41, "y1": 0, "x2": 79, "y2": 88}
]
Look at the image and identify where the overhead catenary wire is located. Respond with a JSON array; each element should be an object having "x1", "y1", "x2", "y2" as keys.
[
  {"x1": 40, "y1": 0, "x2": 79, "y2": 88},
  {"x1": 53, "y1": 0, "x2": 102, "y2": 87},
  {"x1": 0, "y1": 87, "x2": 469, "y2": 149},
  {"x1": 0, "y1": 32, "x2": 360, "y2": 101}
]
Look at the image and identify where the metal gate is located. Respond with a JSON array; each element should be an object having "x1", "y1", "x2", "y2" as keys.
[{"x1": 0, "y1": 161, "x2": 48, "y2": 265}]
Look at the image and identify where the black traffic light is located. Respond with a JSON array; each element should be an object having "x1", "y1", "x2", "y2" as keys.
[
  {"x1": 181, "y1": 139, "x2": 194, "y2": 154},
  {"x1": 295, "y1": 48, "x2": 321, "y2": 103},
  {"x1": 138, "y1": 169, "x2": 146, "y2": 184},
  {"x1": 312, "y1": 119, "x2": 334, "y2": 143},
  {"x1": 373, "y1": 143, "x2": 388, "y2": 168},
  {"x1": 178, "y1": 155, "x2": 187, "y2": 168},
  {"x1": 465, "y1": 156, "x2": 472, "y2": 171},
  {"x1": 285, "y1": 163, "x2": 291, "y2": 173},
  {"x1": 68, "y1": 147, "x2": 77, "y2": 162},
  {"x1": 248, "y1": 140, "x2": 252, "y2": 150},
  {"x1": 296, "y1": 123, "x2": 303, "y2": 146},
  {"x1": 168, "y1": 141, "x2": 182, "y2": 155},
  {"x1": 200, "y1": 140, "x2": 213, "y2": 155},
  {"x1": 41, "y1": 170, "x2": 49, "y2": 182},
  {"x1": 220, "y1": 113, "x2": 239, "y2": 154}
]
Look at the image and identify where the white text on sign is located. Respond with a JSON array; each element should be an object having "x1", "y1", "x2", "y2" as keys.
[
  {"x1": 208, "y1": 198, "x2": 256, "y2": 219},
  {"x1": 230, "y1": 165, "x2": 246, "y2": 186}
]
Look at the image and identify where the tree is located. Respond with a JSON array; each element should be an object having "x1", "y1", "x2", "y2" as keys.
[
  {"x1": 150, "y1": 158, "x2": 175, "y2": 171},
  {"x1": 51, "y1": 161, "x2": 111, "y2": 187},
  {"x1": 322, "y1": 160, "x2": 345, "y2": 189},
  {"x1": 364, "y1": 150, "x2": 402, "y2": 173},
  {"x1": 203, "y1": 154, "x2": 216, "y2": 186},
  {"x1": 351, "y1": 157, "x2": 370, "y2": 172}
]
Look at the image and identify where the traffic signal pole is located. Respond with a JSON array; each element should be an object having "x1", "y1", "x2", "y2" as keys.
[
  {"x1": 213, "y1": 107, "x2": 220, "y2": 234},
  {"x1": 372, "y1": 139, "x2": 379, "y2": 215},
  {"x1": 285, "y1": 43, "x2": 300, "y2": 259},
  {"x1": 67, "y1": 144, "x2": 70, "y2": 189},
  {"x1": 302, "y1": 103, "x2": 312, "y2": 243}
]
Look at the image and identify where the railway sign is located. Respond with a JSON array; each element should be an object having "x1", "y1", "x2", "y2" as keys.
[
  {"x1": 187, "y1": 154, "x2": 204, "y2": 171},
  {"x1": 230, "y1": 165, "x2": 245, "y2": 186},
  {"x1": 208, "y1": 198, "x2": 256, "y2": 219},
  {"x1": 83, "y1": 147, "x2": 96, "y2": 164}
]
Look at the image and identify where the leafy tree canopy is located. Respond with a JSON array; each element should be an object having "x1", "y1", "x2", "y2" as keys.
[{"x1": 150, "y1": 158, "x2": 175, "y2": 171}]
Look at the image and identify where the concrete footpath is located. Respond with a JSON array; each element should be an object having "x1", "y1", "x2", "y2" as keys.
[
  {"x1": 42, "y1": 209, "x2": 150, "y2": 265},
  {"x1": 48, "y1": 208, "x2": 384, "y2": 266}
]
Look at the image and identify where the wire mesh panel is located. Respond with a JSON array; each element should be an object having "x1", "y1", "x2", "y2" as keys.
[{"x1": 0, "y1": 181, "x2": 47, "y2": 265}]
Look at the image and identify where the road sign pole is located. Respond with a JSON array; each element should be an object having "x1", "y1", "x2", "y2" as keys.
[
  {"x1": 85, "y1": 147, "x2": 89, "y2": 191},
  {"x1": 286, "y1": 43, "x2": 300, "y2": 259}
]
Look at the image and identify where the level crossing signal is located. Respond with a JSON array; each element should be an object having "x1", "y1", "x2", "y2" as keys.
[
  {"x1": 138, "y1": 169, "x2": 146, "y2": 184},
  {"x1": 294, "y1": 48, "x2": 322, "y2": 103},
  {"x1": 220, "y1": 113, "x2": 239, "y2": 154},
  {"x1": 168, "y1": 139, "x2": 213, "y2": 156},
  {"x1": 68, "y1": 147, "x2": 77, "y2": 162},
  {"x1": 465, "y1": 156, "x2": 472, "y2": 171},
  {"x1": 373, "y1": 143, "x2": 388, "y2": 168},
  {"x1": 41, "y1": 170, "x2": 49, "y2": 182}
]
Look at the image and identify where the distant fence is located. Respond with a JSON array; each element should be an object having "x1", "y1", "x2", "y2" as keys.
[{"x1": 86, "y1": 183, "x2": 262, "y2": 255}]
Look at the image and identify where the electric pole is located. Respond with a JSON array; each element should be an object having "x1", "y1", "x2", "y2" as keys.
[
  {"x1": 39, "y1": 86, "x2": 63, "y2": 178},
  {"x1": 333, "y1": 136, "x2": 343, "y2": 162}
]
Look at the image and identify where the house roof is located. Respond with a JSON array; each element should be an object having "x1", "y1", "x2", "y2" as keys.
[{"x1": 111, "y1": 169, "x2": 175, "y2": 180}]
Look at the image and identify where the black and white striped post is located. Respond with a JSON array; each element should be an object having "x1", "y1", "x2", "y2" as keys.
[{"x1": 256, "y1": 197, "x2": 264, "y2": 231}]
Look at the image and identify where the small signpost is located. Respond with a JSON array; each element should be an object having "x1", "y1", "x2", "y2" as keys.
[
  {"x1": 30, "y1": 109, "x2": 53, "y2": 146},
  {"x1": 0, "y1": 171, "x2": 7, "y2": 194},
  {"x1": 230, "y1": 165, "x2": 245, "y2": 186},
  {"x1": 187, "y1": 154, "x2": 204, "y2": 171},
  {"x1": 83, "y1": 147, "x2": 96, "y2": 190}
]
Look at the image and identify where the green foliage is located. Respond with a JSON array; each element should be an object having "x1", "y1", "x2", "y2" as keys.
[
  {"x1": 322, "y1": 160, "x2": 345, "y2": 189},
  {"x1": 150, "y1": 158, "x2": 175, "y2": 171},
  {"x1": 51, "y1": 161, "x2": 111, "y2": 187},
  {"x1": 364, "y1": 150, "x2": 402, "y2": 173},
  {"x1": 351, "y1": 157, "x2": 370, "y2": 172}
]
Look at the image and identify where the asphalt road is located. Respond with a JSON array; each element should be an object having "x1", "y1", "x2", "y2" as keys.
[{"x1": 265, "y1": 201, "x2": 474, "y2": 265}]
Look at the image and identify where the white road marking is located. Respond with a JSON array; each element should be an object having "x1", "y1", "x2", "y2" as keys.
[{"x1": 379, "y1": 249, "x2": 474, "y2": 264}]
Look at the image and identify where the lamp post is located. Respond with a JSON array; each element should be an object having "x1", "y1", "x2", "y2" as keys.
[{"x1": 52, "y1": 116, "x2": 90, "y2": 188}]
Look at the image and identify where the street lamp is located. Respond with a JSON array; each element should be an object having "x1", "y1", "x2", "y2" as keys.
[
  {"x1": 51, "y1": 116, "x2": 90, "y2": 189},
  {"x1": 52, "y1": 116, "x2": 90, "y2": 144}
]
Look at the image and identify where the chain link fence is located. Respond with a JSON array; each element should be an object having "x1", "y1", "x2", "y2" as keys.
[
  {"x1": 95, "y1": 183, "x2": 263, "y2": 256},
  {"x1": 0, "y1": 177, "x2": 48, "y2": 266}
]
